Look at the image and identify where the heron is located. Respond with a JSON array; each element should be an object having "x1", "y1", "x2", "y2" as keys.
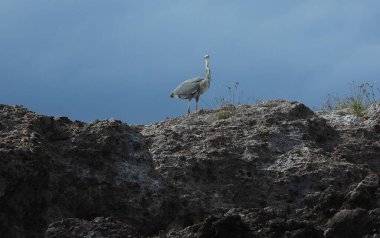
[{"x1": 170, "y1": 54, "x2": 211, "y2": 114}]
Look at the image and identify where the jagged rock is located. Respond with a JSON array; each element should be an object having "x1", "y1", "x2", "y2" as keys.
[
  {"x1": 307, "y1": 185, "x2": 344, "y2": 216},
  {"x1": 369, "y1": 208, "x2": 380, "y2": 235},
  {"x1": 45, "y1": 217, "x2": 143, "y2": 238},
  {"x1": 141, "y1": 101, "x2": 368, "y2": 227},
  {"x1": 318, "y1": 108, "x2": 361, "y2": 128},
  {"x1": 165, "y1": 208, "x2": 323, "y2": 238},
  {"x1": 164, "y1": 215, "x2": 251, "y2": 238},
  {"x1": 196, "y1": 215, "x2": 251, "y2": 238},
  {"x1": 347, "y1": 174, "x2": 379, "y2": 209},
  {"x1": 140, "y1": 100, "x2": 379, "y2": 237},
  {"x1": 363, "y1": 103, "x2": 380, "y2": 129},
  {"x1": 326, "y1": 208, "x2": 371, "y2": 238},
  {"x1": 1, "y1": 100, "x2": 380, "y2": 237},
  {"x1": 0, "y1": 104, "x2": 177, "y2": 237}
]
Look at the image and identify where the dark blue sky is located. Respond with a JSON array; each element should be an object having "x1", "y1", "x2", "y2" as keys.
[{"x1": 1, "y1": 1, "x2": 380, "y2": 124}]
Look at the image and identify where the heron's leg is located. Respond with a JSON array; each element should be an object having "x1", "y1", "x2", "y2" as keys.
[
  {"x1": 188, "y1": 99, "x2": 191, "y2": 114},
  {"x1": 195, "y1": 96, "x2": 200, "y2": 113}
]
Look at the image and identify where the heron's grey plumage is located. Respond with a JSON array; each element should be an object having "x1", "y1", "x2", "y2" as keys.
[
  {"x1": 170, "y1": 55, "x2": 211, "y2": 114},
  {"x1": 170, "y1": 77, "x2": 204, "y2": 99}
]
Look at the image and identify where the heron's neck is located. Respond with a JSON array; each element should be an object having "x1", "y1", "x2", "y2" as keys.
[{"x1": 205, "y1": 59, "x2": 211, "y2": 81}]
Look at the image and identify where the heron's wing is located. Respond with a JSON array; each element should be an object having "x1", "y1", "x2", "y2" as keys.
[
  {"x1": 184, "y1": 77, "x2": 204, "y2": 84},
  {"x1": 171, "y1": 77, "x2": 204, "y2": 99}
]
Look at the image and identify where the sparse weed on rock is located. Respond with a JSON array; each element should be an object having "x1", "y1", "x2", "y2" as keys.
[{"x1": 322, "y1": 81, "x2": 379, "y2": 118}]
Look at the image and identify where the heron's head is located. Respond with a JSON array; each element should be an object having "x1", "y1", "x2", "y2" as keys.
[{"x1": 204, "y1": 54, "x2": 210, "y2": 60}]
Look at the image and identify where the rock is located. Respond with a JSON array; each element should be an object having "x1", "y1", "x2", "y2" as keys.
[
  {"x1": 197, "y1": 215, "x2": 251, "y2": 238},
  {"x1": 318, "y1": 108, "x2": 361, "y2": 128},
  {"x1": 369, "y1": 208, "x2": 380, "y2": 235},
  {"x1": 164, "y1": 215, "x2": 251, "y2": 238},
  {"x1": 286, "y1": 226, "x2": 322, "y2": 238},
  {"x1": 347, "y1": 174, "x2": 379, "y2": 209},
  {"x1": 167, "y1": 208, "x2": 323, "y2": 238},
  {"x1": 310, "y1": 185, "x2": 344, "y2": 216},
  {"x1": 363, "y1": 103, "x2": 380, "y2": 129},
  {"x1": 140, "y1": 101, "x2": 369, "y2": 228},
  {"x1": 0, "y1": 104, "x2": 178, "y2": 237},
  {"x1": 45, "y1": 217, "x2": 143, "y2": 238},
  {"x1": 139, "y1": 101, "x2": 380, "y2": 237},
  {"x1": 1, "y1": 100, "x2": 380, "y2": 237},
  {"x1": 326, "y1": 209, "x2": 371, "y2": 238}
]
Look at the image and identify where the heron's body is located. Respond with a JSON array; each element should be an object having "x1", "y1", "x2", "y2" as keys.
[{"x1": 170, "y1": 55, "x2": 211, "y2": 114}]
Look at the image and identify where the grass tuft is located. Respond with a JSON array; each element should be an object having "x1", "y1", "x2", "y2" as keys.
[
  {"x1": 322, "y1": 81, "x2": 379, "y2": 118},
  {"x1": 212, "y1": 82, "x2": 241, "y2": 120}
]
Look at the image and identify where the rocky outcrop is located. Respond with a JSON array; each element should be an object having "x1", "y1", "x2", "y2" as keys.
[
  {"x1": 141, "y1": 101, "x2": 339, "y2": 226},
  {"x1": 0, "y1": 104, "x2": 177, "y2": 237},
  {"x1": 1, "y1": 100, "x2": 379, "y2": 238},
  {"x1": 141, "y1": 101, "x2": 380, "y2": 237}
]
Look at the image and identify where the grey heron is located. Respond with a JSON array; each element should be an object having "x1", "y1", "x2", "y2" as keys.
[{"x1": 170, "y1": 55, "x2": 211, "y2": 114}]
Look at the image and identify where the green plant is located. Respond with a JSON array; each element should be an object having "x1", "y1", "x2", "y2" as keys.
[
  {"x1": 350, "y1": 99, "x2": 366, "y2": 117},
  {"x1": 217, "y1": 110, "x2": 234, "y2": 120},
  {"x1": 322, "y1": 81, "x2": 379, "y2": 118},
  {"x1": 212, "y1": 82, "x2": 241, "y2": 120}
]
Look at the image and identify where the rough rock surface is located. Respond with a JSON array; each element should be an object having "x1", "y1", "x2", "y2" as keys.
[
  {"x1": 45, "y1": 217, "x2": 143, "y2": 238},
  {"x1": 141, "y1": 100, "x2": 380, "y2": 238},
  {"x1": 0, "y1": 104, "x2": 177, "y2": 237},
  {"x1": 1, "y1": 100, "x2": 379, "y2": 238}
]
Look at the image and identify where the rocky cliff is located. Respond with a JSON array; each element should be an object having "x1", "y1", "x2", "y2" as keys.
[{"x1": 0, "y1": 101, "x2": 379, "y2": 238}]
